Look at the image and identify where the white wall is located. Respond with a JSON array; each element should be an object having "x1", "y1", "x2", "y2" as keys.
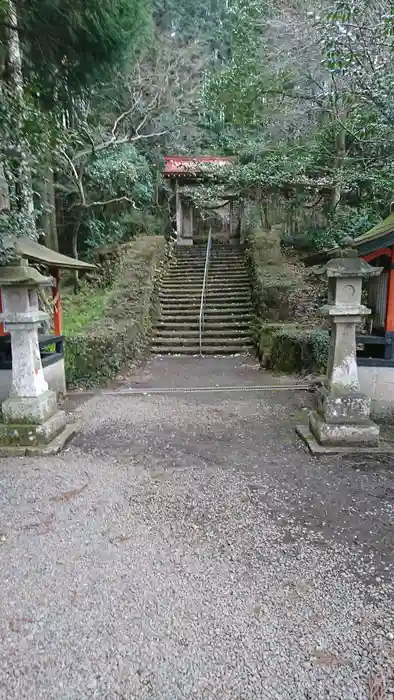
[
  {"x1": 0, "y1": 358, "x2": 66, "y2": 403},
  {"x1": 358, "y1": 365, "x2": 394, "y2": 417}
]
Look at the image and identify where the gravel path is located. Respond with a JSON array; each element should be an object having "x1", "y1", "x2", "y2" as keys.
[{"x1": 0, "y1": 358, "x2": 393, "y2": 699}]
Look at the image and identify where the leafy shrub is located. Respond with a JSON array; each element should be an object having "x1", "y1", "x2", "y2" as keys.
[
  {"x1": 81, "y1": 209, "x2": 169, "y2": 260},
  {"x1": 257, "y1": 322, "x2": 299, "y2": 365},
  {"x1": 270, "y1": 328, "x2": 329, "y2": 374},
  {"x1": 85, "y1": 145, "x2": 154, "y2": 204}
]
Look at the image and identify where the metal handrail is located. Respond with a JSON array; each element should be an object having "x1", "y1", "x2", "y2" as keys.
[{"x1": 199, "y1": 227, "x2": 212, "y2": 356}]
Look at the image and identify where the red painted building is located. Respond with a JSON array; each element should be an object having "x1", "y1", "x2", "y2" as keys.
[
  {"x1": 163, "y1": 155, "x2": 241, "y2": 245},
  {"x1": 307, "y1": 212, "x2": 394, "y2": 365}
]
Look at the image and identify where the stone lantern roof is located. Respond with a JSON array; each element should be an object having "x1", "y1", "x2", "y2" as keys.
[{"x1": 0, "y1": 257, "x2": 53, "y2": 287}]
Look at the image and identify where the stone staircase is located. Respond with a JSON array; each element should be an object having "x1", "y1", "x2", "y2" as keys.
[{"x1": 152, "y1": 245, "x2": 253, "y2": 355}]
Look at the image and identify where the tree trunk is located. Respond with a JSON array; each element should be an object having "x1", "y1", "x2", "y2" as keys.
[
  {"x1": 71, "y1": 214, "x2": 83, "y2": 293},
  {"x1": 71, "y1": 228, "x2": 79, "y2": 293},
  {"x1": 47, "y1": 167, "x2": 58, "y2": 251},
  {"x1": 6, "y1": 0, "x2": 36, "y2": 237},
  {"x1": 36, "y1": 169, "x2": 50, "y2": 243},
  {"x1": 37, "y1": 164, "x2": 59, "y2": 250},
  {"x1": 0, "y1": 164, "x2": 10, "y2": 213},
  {"x1": 331, "y1": 117, "x2": 346, "y2": 212}
]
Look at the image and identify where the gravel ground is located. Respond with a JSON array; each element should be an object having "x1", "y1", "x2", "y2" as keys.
[
  {"x1": 108, "y1": 354, "x2": 306, "y2": 390},
  {"x1": 0, "y1": 358, "x2": 393, "y2": 700}
]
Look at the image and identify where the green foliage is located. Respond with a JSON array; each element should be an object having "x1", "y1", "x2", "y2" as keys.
[
  {"x1": 2, "y1": 0, "x2": 394, "y2": 270},
  {"x1": 199, "y1": 0, "x2": 394, "y2": 246},
  {"x1": 81, "y1": 210, "x2": 166, "y2": 259},
  {"x1": 64, "y1": 235, "x2": 166, "y2": 387},
  {"x1": 202, "y1": 0, "x2": 270, "y2": 139},
  {"x1": 74, "y1": 145, "x2": 156, "y2": 256},
  {"x1": 85, "y1": 146, "x2": 153, "y2": 204},
  {"x1": 0, "y1": 0, "x2": 150, "y2": 256},
  {"x1": 270, "y1": 328, "x2": 329, "y2": 375},
  {"x1": 18, "y1": 0, "x2": 150, "y2": 100},
  {"x1": 292, "y1": 205, "x2": 383, "y2": 252},
  {"x1": 152, "y1": 0, "x2": 226, "y2": 47},
  {"x1": 257, "y1": 322, "x2": 298, "y2": 365},
  {"x1": 72, "y1": 146, "x2": 162, "y2": 258},
  {"x1": 83, "y1": 220, "x2": 125, "y2": 257}
]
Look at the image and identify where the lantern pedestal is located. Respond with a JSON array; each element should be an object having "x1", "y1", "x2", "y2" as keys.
[{"x1": 0, "y1": 258, "x2": 75, "y2": 456}]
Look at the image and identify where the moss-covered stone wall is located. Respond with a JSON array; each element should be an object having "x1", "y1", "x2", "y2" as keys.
[
  {"x1": 65, "y1": 235, "x2": 168, "y2": 388},
  {"x1": 246, "y1": 227, "x2": 326, "y2": 374}
]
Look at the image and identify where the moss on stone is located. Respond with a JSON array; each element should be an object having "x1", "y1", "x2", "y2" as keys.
[
  {"x1": 245, "y1": 228, "x2": 302, "y2": 324},
  {"x1": 0, "y1": 423, "x2": 43, "y2": 446}
]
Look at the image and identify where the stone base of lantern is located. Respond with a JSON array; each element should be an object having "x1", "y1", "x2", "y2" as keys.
[
  {"x1": 0, "y1": 409, "x2": 65, "y2": 445},
  {"x1": 2, "y1": 389, "x2": 58, "y2": 425},
  {"x1": 309, "y1": 410, "x2": 379, "y2": 447},
  {"x1": 296, "y1": 385, "x2": 394, "y2": 454},
  {"x1": 295, "y1": 422, "x2": 394, "y2": 455},
  {"x1": 295, "y1": 384, "x2": 394, "y2": 455},
  {"x1": 0, "y1": 389, "x2": 76, "y2": 456},
  {"x1": 0, "y1": 415, "x2": 75, "y2": 456},
  {"x1": 316, "y1": 386, "x2": 372, "y2": 424}
]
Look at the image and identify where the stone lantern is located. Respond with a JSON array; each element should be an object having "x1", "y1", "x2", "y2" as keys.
[
  {"x1": 297, "y1": 245, "x2": 385, "y2": 453},
  {"x1": 0, "y1": 255, "x2": 72, "y2": 454}
]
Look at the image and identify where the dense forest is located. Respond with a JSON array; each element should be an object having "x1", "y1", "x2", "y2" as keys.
[{"x1": 0, "y1": 0, "x2": 393, "y2": 264}]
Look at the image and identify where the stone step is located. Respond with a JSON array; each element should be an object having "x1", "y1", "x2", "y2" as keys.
[
  {"x1": 164, "y1": 273, "x2": 205, "y2": 279},
  {"x1": 168, "y1": 260, "x2": 247, "y2": 272},
  {"x1": 155, "y1": 328, "x2": 251, "y2": 338},
  {"x1": 160, "y1": 287, "x2": 251, "y2": 296},
  {"x1": 151, "y1": 344, "x2": 253, "y2": 355},
  {"x1": 159, "y1": 304, "x2": 251, "y2": 313},
  {"x1": 159, "y1": 314, "x2": 252, "y2": 324},
  {"x1": 167, "y1": 270, "x2": 248, "y2": 279},
  {"x1": 173, "y1": 252, "x2": 245, "y2": 259},
  {"x1": 174, "y1": 254, "x2": 245, "y2": 261},
  {"x1": 160, "y1": 285, "x2": 251, "y2": 295},
  {"x1": 209, "y1": 283, "x2": 250, "y2": 289},
  {"x1": 160, "y1": 304, "x2": 253, "y2": 313},
  {"x1": 209, "y1": 265, "x2": 248, "y2": 270},
  {"x1": 167, "y1": 268, "x2": 249, "y2": 277},
  {"x1": 157, "y1": 320, "x2": 251, "y2": 330},
  {"x1": 162, "y1": 280, "x2": 250, "y2": 288},
  {"x1": 174, "y1": 247, "x2": 206, "y2": 253},
  {"x1": 155, "y1": 331, "x2": 250, "y2": 345},
  {"x1": 174, "y1": 252, "x2": 244, "y2": 257},
  {"x1": 159, "y1": 296, "x2": 251, "y2": 305},
  {"x1": 161, "y1": 280, "x2": 250, "y2": 289},
  {"x1": 175, "y1": 250, "x2": 244, "y2": 255}
]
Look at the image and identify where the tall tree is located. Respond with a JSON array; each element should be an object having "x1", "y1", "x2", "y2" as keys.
[{"x1": 0, "y1": 0, "x2": 150, "y2": 259}]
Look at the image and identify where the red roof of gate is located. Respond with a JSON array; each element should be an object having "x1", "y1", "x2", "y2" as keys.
[{"x1": 164, "y1": 155, "x2": 233, "y2": 176}]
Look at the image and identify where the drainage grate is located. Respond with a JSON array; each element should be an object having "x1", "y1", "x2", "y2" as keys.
[{"x1": 100, "y1": 384, "x2": 311, "y2": 396}]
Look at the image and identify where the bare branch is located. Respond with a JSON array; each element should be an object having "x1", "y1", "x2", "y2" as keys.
[
  {"x1": 60, "y1": 149, "x2": 86, "y2": 206},
  {"x1": 111, "y1": 107, "x2": 135, "y2": 139},
  {"x1": 129, "y1": 129, "x2": 168, "y2": 142},
  {"x1": 82, "y1": 196, "x2": 137, "y2": 209},
  {"x1": 74, "y1": 136, "x2": 129, "y2": 160},
  {"x1": 74, "y1": 129, "x2": 168, "y2": 161}
]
